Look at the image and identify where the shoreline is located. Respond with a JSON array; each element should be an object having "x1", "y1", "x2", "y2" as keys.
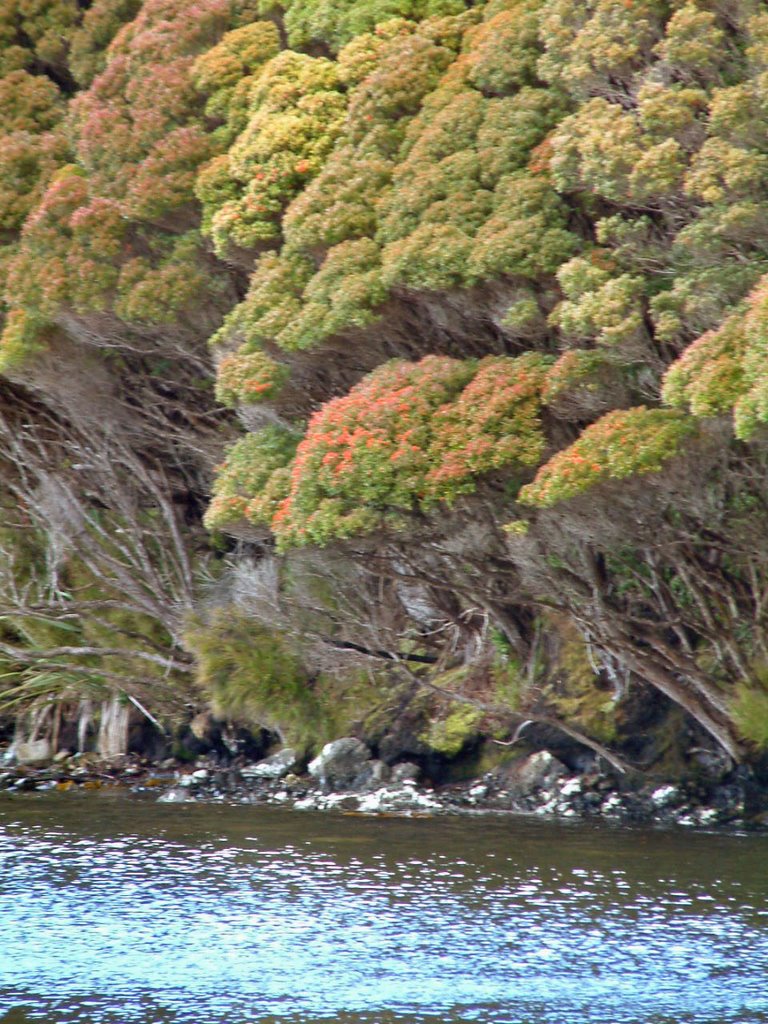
[{"x1": 2, "y1": 741, "x2": 767, "y2": 832}]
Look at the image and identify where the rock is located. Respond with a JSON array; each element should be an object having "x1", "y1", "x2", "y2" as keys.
[
  {"x1": 356, "y1": 785, "x2": 442, "y2": 814},
  {"x1": 558, "y1": 777, "x2": 583, "y2": 799},
  {"x1": 354, "y1": 759, "x2": 391, "y2": 792},
  {"x1": 650, "y1": 784, "x2": 680, "y2": 809},
  {"x1": 13, "y1": 777, "x2": 37, "y2": 792},
  {"x1": 600, "y1": 793, "x2": 624, "y2": 816},
  {"x1": 294, "y1": 794, "x2": 321, "y2": 811},
  {"x1": 391, "y1": 762, "x2": 421, "y2": 784},
  {"x1": 15, "y1": 739, "x2": 52, "y2": 766},
  {"x1": 191, "y1": 769, "x2": 210, "y2": 783},
  {"x1": 158, "y1": 786, "x2": 194, "y2": 803},
  {"x1": 688, "y1": 746, "x2": 732, "y2": 782},
  {"x1": 53, "y1": 749, "x2": 72, "y2": 763},
  {"x1": 308, "y1": 738, "x2": 372, "y2": 791},
  {"x1": 244, "y1": 748, "x2": 298, "y2": 780},
  {"x1": 507, "y1": 751, "x2": 568, "y2": 799}
]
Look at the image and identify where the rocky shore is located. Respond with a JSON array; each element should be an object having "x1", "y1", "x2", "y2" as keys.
[{"x1": 2, "y1": 736, "x2": 767, "y2": 830}]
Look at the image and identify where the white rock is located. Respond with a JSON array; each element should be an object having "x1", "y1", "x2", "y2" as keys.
[
  {"x1": 650, "y1": 784, "x2": 679, "y2": 808},
  {"x1": 158, "y1": 786, "x2": 193, "y2": 803},
  {"x1": 601, "y1": 794, "x2": 623, "y2": 814},
  {"x1": 696, "y1": 808, "x2": 718, "y2": 824},
  {"x1": 391, "y1": 762, "x2": 420, "y2": 784},
  {"x1": 508, "y1": 751, "x2": 568, "y2": 798},
  {"x1": 308, "y1": 737, "x2": 372, "y2": 790},
  {"x1": 558, "y1": 777, "x2": 583, "y2": 798},
  {"x1": 244, "y1": 748, "x2": 298, "y2": 780},
  {"x1": 293, "y1": 796, "x2": 319, "y2": 811}
]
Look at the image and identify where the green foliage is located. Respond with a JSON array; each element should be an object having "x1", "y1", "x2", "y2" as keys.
[
  {"x1": 733, "y1": 671, "x2": 768, "y2": 751},
  {"x1": 545, "y1": 616, "x2": 617, "y2": 744},
  {"x1": 200, "y1": 50, "x2": 348, "y2": 256},
  {"x1": 186, "y1": 607, "x2": 389, "y2": 751},
  {"x1": 552, "y1": 257, "x2": 646, "y2": 349},
  {"x1": 0, "y1": 129, "x2": 68, "y2": 233},
  {"x1": 69, "y1": 0, "x2": 143, "y2": 86},
  {"x1": 0, "y1": 0, "x2": 80, "y2": 76},
  {"x1": 543, "y1": 348, "x2": 619, "y2": 405},
  {"x1": 215, "y1": 350, "x2": 290, "y2": 406},
  {"x1": 538, "y1": 0, "x2": 666, "y2": 97},
  {"x1": 663, "y1": 275, "x2": 768, "y2": 440},
  {"x1": 0, "y1": 0, "x2": 246, "y2": 363},
  {"x1": 468, "y1": 171, "x2": 578, "y2": 281},
  {"x1": 5, "y1": 0, "x2": 768, "y2": 762},
  {"x1": 421, "y1": 702, "x2": 483, "y2": 756},
  {"x1": 663, "y1": 313, "x2": 747, "y2": 419},
  {"x1": 191, "y1": 21, "x2": 280, "y2": 125},
  {"x1": 0, "y1": 72, "x2": 64, "y2": 134},
  {"x1": 272, "y1": 353, "x2": 551, "y2": 547},
  {"x1": 204, "y1": 425, "x2": 298, "y2": 531},
  {"x1": 465, "y1": 0, "x2": 543, "y2": 96},
  {"x1": 278, "y1": 0, "x2": 468, "y2": 51},
  {"x1": 519, "y1": 407, "x2": 697, "y2": 508},
  {"x1": 184, "y1": 608, "x2": 315, "y2": 745}
]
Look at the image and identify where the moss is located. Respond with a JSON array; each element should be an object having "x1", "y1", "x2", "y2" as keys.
[
  {"x1": 420, "y1": 702, "x2": 483, "y2": 757},
  {"x1": 733, "y1": 665, "x2": 768, "y2": 751},
  {"x1": 543, "y1": 617, "x2": 618, "y2": 745}
]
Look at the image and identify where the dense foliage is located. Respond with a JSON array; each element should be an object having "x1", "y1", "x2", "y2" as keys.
[{"x1": 3, "y1": 0, "x2": 768, "y2": 765}]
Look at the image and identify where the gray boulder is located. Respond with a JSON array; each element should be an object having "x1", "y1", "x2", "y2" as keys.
[
  {"x1": 391, "y1": 762, "x2": 421, "y2": 784},
  {"x1": 244, "y1": 748, "x2": 299, "y2": 780},
  {"x1": 308, "y1": 738, "x2": 372, "y2": 791},
  {"x1": 355, "y1": 759, "x2": 391, "y2": 792},
  {"x1": 15, "y1": 739, "x2": 52, "y2": 766},
  {"x1": 507, "y1": 751, "x2": 568, "y2": 799}
]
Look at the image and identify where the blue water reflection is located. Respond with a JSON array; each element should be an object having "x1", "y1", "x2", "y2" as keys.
[{"x1": 1, "y1": 799, "x2": 767, "y2": 1023}]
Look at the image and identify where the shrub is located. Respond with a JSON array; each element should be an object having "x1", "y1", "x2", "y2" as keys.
[
  {"x1": 464, "y1": 1, "x2": 542, "y2": 96},
  {"x1": 0, "y1": 71, "x2": 63, "y2": 134},
  {"x1": 204, "y1": 425, "x2": 298, "y2": 531},
  {"x1": 191, "y1": 20, "x2": 280, "y2": 123},
  {"x1": 184, "y1": 609, "x2": 312, "y2": 745},
  {"x1": 0, "y1": 130, "x2": 68, "y2": 233},
  {"x1": 269, "y1": 353, "x2": 550, "y2": 547},
  {"x1": 215, "y1": 350, "x2": 290, "y2": 406},
  {"x1": 469, "y1": 171, "x2": 578, "y2": 281},
  {"x1": 278, "y1": 238, "x2": 386, "y2": 350},
  {"x1": 662, "y1": 314, "x2": 747, "y2": 419},
  {"x1": 519, "y1": 407, "x2": 697, "y2": 508},
  {"x1": 69, "y1": 0, "x2": 143, "y2": 86}
]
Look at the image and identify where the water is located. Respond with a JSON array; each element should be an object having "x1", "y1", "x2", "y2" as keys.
[{"x1": 1, "y1": 794, "x2": 767, "y2": 1024}]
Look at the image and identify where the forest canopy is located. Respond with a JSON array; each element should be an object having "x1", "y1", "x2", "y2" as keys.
[{"x1": 2, "y1": 0, "x2": 768, "y2": 765}]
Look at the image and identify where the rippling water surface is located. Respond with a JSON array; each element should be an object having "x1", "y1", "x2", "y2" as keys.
[{"x1": 1, "y1": 794, "x2": 767, "y2": 1024}]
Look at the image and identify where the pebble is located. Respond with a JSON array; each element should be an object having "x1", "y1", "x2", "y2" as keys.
[{"x1": 0, "y1": 745, "x2": 757, "y2": 830}]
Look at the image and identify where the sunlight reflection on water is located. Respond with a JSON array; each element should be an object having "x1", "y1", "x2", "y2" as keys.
[{"x1": 1, "y1": 797, "x2": 767, "y2": 1024}]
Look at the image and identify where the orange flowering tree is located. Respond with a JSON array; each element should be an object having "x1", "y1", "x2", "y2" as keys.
[
  {"x1": 519, "y1": 407, "x2": 697, "y2": 509},
  {"x1": 268, "y1": 353, "x2": 551, "y2": 548}
]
